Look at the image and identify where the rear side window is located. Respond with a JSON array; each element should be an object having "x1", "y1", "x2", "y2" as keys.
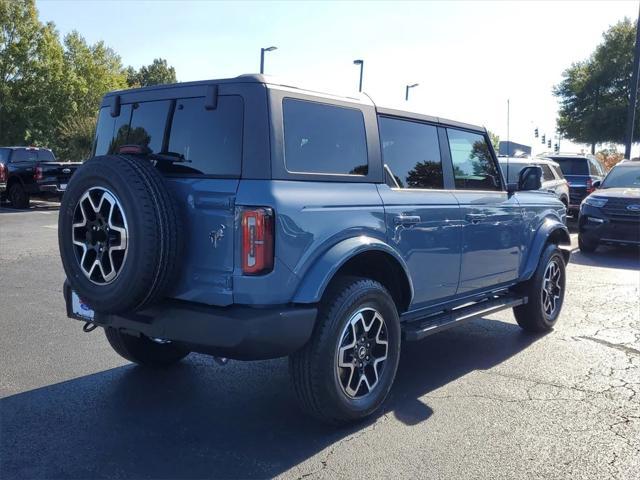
[
  {"x1": 378, "y1": 117, "x2": 443, "y2": 189},
  {"x1": 0, "y1": 148, "x2": 10, "y2": 162},
  {"x1": 551, "y1": 165, "x2": 564, "y2": 179},
  {"x1": 553, "y1": 157, "x2": 588, "y2": 175},
  {"x1": 283, "y1": 98, "x2": 368, "y2": 175},
  {"x1": 540, "y1": 164, "x2": 555, "y2": 181},
  {"x1": 93, "y1": 96, "x2": 243, "y2": 177},
  {"x1": 447, "y1": 129, "x2": 501, "y2": 191}
]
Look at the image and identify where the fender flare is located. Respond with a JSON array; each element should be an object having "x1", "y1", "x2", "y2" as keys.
[
  {"x1": 292, "y1": 236, "x2": 414, "y2": 305},
  {"x1": 520, "y1": 218, "x2": 571, "y2": 281}
]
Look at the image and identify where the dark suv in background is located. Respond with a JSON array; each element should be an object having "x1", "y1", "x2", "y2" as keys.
[
  {"x1": 0, "y1": 146, "x2": 81, "y2": 208},
  {"x1": 578, "y1": 160, "x2": 640, "y2": 252},
  {"x1": 545, "y1": 154, "x2": 606, "y2": 216}
]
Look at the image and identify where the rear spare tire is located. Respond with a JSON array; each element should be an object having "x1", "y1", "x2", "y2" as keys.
[{"x1": 58, "y1": 155, "x2": 183, "y2": 314}]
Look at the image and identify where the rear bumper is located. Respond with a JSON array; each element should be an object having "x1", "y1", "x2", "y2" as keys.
[{"x1": 63, "y1": 282, "x2": 317, "y2": 360}]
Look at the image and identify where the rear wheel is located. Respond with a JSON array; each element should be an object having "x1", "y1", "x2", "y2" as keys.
[
  {"x1": 289, "y1": 276, "x2": 401, "y2": 424},
  {"x1": 9, "y1": 183, "x2": 29, "y2": 209},
  {"x1": 513, "y1": 244, "x2": 566, "y2": 332},
  {"x1": 105, "y1": 327, "x2": 189, "y2": 367}
]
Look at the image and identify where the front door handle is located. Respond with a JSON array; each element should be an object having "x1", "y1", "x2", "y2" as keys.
[
  {"x1": 394, "y1": 215, "x2": 421, "y2": 226},
  {"x1": 465, "y1": 213, "x2": 487, "y2": 224}
]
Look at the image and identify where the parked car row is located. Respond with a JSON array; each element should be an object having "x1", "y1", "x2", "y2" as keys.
[{"x1": 0, "y1": 146, "x2": 81, "y2": 208}]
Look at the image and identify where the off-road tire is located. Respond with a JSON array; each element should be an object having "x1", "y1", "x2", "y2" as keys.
[
  {"x1": 513, "y1": 243, "x2": 566, "y2": 332},
  {"x1": 578, "y1": 234, "x2": 598, "y2": 253},
  {"x1": 289, "y1": 276, "x2": 401, "y2": 424},
  {"x1": 9, "y1": 183, "x2": 29, "y2": 209},
  {"x1": 105, "y1": 327, "x2": 189, "y2": 367},
  {"x1": 58, "y1": 155, "x2": 183, "y2": 313}
]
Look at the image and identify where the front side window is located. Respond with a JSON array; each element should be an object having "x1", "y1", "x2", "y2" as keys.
[
  {"x1": 500, "y1": 161, "x2": 526, "y2": 183},
  {"x1": 378, "y1": 117, "x2": 443, "y2": 189},
  {"x1": 447, "y1": 129, "x2": 501, "y2": 190},
  {"x1": 283, "y1": 98, "x2": 368, "y2": 175}
]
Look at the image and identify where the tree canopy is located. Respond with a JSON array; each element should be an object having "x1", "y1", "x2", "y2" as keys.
[
  {"x1": 554, "y1": 18, "x2": 638, "y2": 152},
  {"x1": 126, "y1": 58, "x2": 177, "y2": 87},
  {"x1": 0, "y1": 0, "x2": 177, "y2": 160}
]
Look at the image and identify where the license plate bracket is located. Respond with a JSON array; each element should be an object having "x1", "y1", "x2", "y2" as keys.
[{"x1": 69, "y1": 290, "x2": 94, "y2": 321}]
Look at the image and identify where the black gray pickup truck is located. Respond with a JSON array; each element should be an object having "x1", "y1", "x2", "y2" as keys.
[{"x1": 0, "y1": 146, "x2": 81, "y2": 208}]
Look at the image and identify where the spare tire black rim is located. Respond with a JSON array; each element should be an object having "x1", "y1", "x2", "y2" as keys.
[
  {"x1": 72, "y1": 187, "x2": 128, "y2": 285},
  {"x1": 336, "y1": 307, "x2": 389, "y2": 399}
]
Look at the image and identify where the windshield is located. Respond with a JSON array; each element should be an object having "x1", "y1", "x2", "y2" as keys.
[
  {"x1": 601, "y1": 165, "x2": 640, "y2": 189},
  {"x1": 551, "y1": 157, "x2": 588, "y2": 175}
]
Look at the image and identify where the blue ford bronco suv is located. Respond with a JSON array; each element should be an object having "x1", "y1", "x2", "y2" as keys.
[{"x1": 58, "y1": 75, "x2": 570, "y2": 424}]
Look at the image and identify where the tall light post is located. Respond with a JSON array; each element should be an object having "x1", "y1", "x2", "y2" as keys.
[
  {"x1": 624, "y1": 4, "x2": 640, "y2": 159},
  {"x1": 353, "y1": 59, "x2": 364, "y2": 92},
  {"x1": 260, "y1": 46, "x2": 277, "y2": 74},
  {"x1": 405, "y1": 83, "x2": 419, "y2": 101}
]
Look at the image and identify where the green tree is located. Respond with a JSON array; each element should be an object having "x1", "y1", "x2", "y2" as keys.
[
  {"x1": 0, "y1": 0, "x2": 68, "y2": 146},
  {"x1": 487, "y1": 130, "x2": 500, "y2": 152},
  {"x1": 126, "y1": 58, "x2": 176, "y2": 87},
  {"x1": 554, "y1": 18, "x2": 638, "y2": 153}
]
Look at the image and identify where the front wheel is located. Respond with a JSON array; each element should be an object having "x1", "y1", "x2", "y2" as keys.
[
  {"x1": 578, "y1": 234, "x2": 598, "y2": 253},
  {"x1": 513, "y1": 244, "x2": 566, "y2": 333},
  {"x1": 289, "y1": 277, "x2": 401, "y2": 424},
  {"x1": 105, "y1": 327, "x2": 190, "y2": 367}
]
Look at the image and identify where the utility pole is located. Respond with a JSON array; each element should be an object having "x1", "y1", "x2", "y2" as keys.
[
  {"x1": 507, "y1": 99, "x2": 510, "y2": 157},
  {"x1": 624, "y1": 4, "x2": 640, "y2": 159},
  {"x1": 353, "y1": 60, "x2": 364, "y2": 92}
]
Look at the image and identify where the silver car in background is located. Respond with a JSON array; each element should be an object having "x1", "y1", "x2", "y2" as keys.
[{"x1": 499, "y1": 156, "x2": 570, "y2": 210}]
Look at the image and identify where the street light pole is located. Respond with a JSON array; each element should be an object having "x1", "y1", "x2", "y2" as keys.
[
  {"x1": 625, "y1": 5, "x2": 640, "y2": 159},
  {"x1": 405, "y1": 83, "x2": 419, "y2": 101},
  {"x1": 353, "y1": 60, "x2": 364, "y2": 92},
  {"x1": 260, "y1": 46, "x2": 277, "y2": 75}
]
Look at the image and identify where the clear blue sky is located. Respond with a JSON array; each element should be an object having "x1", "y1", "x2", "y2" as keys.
[{"x1": 37, "y1": 0, "x2": 639, "y2": 154}]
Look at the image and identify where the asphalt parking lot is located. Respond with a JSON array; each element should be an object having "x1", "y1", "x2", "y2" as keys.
[{"x1": 1, "y1": 200, "x2": 639, "y2": 480}]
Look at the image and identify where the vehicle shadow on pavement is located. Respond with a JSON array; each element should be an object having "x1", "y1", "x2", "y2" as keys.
[
  {"x1": 0, "y1": 201, "x2": 60, "y2": 214},
  {"x1": 570, "y1": 247, "x2": 640, "y2": 270},
  {"x1": 0, "y1": 319, "x2": 540, "y2": 479}
]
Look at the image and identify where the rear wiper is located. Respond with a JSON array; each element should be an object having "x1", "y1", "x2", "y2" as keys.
[{"x1": 149, "y1": 151, "x2": 191, "y2": 163}]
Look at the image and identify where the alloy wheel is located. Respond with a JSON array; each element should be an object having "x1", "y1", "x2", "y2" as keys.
[
  {"x1": 71, "y1": 187, "x2": 128, "y2": 285},
  {"x1": 541, "y1": 258, "x2": 562, "y2": 317},
  {"x1": 335, "y1": 307, "x2": 389, "y2": 399}
]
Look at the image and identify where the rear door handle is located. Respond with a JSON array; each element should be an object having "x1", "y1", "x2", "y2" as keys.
[
  {"x1": 394, "y1": 215, "x2": 421, "y2": 226},
  {"x1": 465, "y1": 213, "x2": 487, "y2": 224}
]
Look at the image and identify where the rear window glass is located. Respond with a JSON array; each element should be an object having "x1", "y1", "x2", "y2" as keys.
[
  {"x1": 11, "y1": 149, "x2": 56, "y2": 162},
  {"x1": 283, "y1": 98, "x2": 368, "y2": 175},
  {"x1": 552, "y1": 157, "x2": 588, "y2": 175},
  {"x1": 93, "y1": 96, "x2": 243, "y2": 176}
]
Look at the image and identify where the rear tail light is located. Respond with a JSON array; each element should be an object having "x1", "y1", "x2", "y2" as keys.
[
  {"x1": 586, "y1": 178, "x2": 594, "y2": 194},
  {"x1": 241, "y1": 207, "x2": 274, "y2": 275},
  {"x1": 34, "y1": 166, "x2": 43, "y2": 181},
  {"x1": 0, "y1": 163, "x2": 6, "y2": 182}
]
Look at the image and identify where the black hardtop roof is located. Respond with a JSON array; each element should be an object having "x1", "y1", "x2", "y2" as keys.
[{"x1": 101, "y1": 73, "x2": 485, "y2": 133}]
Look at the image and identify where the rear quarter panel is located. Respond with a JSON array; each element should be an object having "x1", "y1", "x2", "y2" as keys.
[{"x1": 233, "y1": 179, "x2": 386, "y2": 305}]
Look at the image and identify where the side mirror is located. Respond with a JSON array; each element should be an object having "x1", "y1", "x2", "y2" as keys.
[
  {"x1": 592, "y1": 180, "x2": 602, "y2": 189},
  {"x1": 518, "y1": 166, "x2": 542, "y2": 191}
]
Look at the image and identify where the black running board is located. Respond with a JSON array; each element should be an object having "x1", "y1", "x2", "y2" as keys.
[{"x1": 402, "y1": 294, "x2": 527, "y2": 341}]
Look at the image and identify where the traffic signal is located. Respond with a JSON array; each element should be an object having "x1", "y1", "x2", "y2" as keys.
[
  {"x1": 554, "y1": 143, "x2": 559, "y2": 152},
  {"x1": 541, "y1": 134, "x2": 546, "y2": 144},
  {"x1": 534, "y1": 128, "x2": 539, "y2": 138},
  {"x1": 547, "y1": 139, "x2": 551, "y2": 148}
]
